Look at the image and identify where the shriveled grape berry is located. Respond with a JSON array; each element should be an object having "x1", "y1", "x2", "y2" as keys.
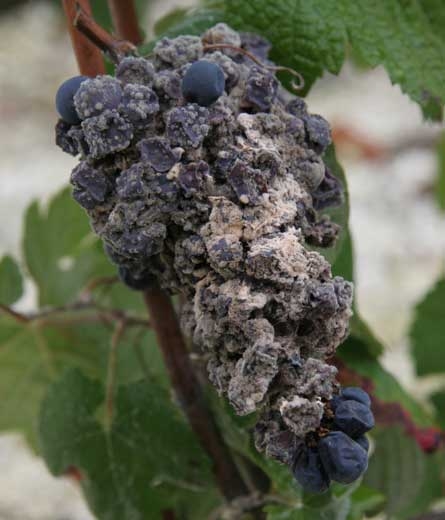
[
  {"x1": 334, "y1": 400, "x2": 375, "y2": 437},
  {"x1": 355, "y1": 435, "x2": 370, "y2": 452},
  {"x1": 181, "y1": 60, "x2": 225, "y2": 107},
  {"x1": 330, "y1": 386, "x2": 372, "y2": 410},
  {"x1": 341, "y1": 387, "x2": 372, "y2": 408},
  {"x1": 318, "y1": 431, "x2": 368, "y2": 484},
  {"x1": 293, "y1": 447, "x2": 330, "y2": 494},
  {"x1": 55, "y1": 75, "x2": 88, "y2": 125}
]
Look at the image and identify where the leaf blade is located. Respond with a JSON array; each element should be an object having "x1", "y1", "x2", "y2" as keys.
[{"x1": 0, "y1": 255, "x2": 23, "y2": 305}]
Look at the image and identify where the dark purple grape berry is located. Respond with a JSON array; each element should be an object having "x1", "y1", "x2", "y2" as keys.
[
  {"x1": 330, "y1": 386, "x2": 371, "y2": 411},
  {"x1": 74, "y1": 76, "x2": 122, "y2": 119},
  {"x1": 243, "y1": 67, "x2": 278, "y2": 112},
  {"x1": 293, "y1": 447, "x2": 330, "y2": 494},
  {"x1": 334, "y1": 400, "x2": 375, "y2": 437},
  {"x1": 70, "y1": 162, "x2": 110, "y2": 210},
  {"x1": 116, "y1": 163, "x2": 146, "y2": 200},
  {"x1": 118, "y1": 266, "x2": 157, "y2": 291},
  {"x1": 115, "y1": 57, "x2": 155, "y2": 86},
  {"x1": 55, "y1": 120, "x2": 79, "y2": 155},
  {"x1": 355, "y1": 435, "x2": 369, "y2": 453},
  {"x1": 82, "y1": 109, "x2": 133, "y2": 159},
  {"x1": 120, "y1": 84, "x2": 159, "y2": 127},
  {"x1": 330, "y1": 394, "x2": 342, "y2": 411},
  {"x1": 303, "y1": 114, "x2": 331, "y2": 154},
  {"x1": 55, "y1": 75, "x2": 88, "y2": 125},
  {"x1": 138, "y1": 138, "x2": 179, "y2": 172},
  {"x1": 178, "y1": 161, "x2": 209, "y2": 195},
  {"x1": 166, "y1": 105, "x2": 210, "y2": 148},
  {"x1": 181, "y1": 60, "x2": 225, "y2": 107},
  {"x1": 228, "y1": 159, "x2": 261, "y2": 204},
  {"x1": 341, "y1": 387, "x2": 371, "y2": 408},
  {"x1": 318, "y1": 431, "x2": 368, "y2": 484},
  {"x1": 286, "y1": 98, "x2": 308, "y2": 118},
  {"x1": 312, "y1": 168, "x2": 343, "y2": 210}
]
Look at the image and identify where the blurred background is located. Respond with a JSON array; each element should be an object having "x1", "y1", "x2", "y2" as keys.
[{"x1": 0, "y1": 1, "x2": 444, "y2": 518}]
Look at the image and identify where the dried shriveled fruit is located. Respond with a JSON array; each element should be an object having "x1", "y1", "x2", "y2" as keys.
[{"x1": 318, "y1": 431, "x2": 368, "y2": 484}]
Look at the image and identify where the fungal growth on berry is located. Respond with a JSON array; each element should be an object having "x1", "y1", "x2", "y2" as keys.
[{"x1": 55, "y1": 22, "x2": 371, "y2": 492}]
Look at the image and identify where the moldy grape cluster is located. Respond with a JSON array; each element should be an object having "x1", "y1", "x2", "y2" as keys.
[{"x1": 55, "y1": 23, "x2": 373, "y2": 492}]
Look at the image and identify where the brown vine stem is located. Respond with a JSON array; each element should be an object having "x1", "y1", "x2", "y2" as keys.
[
  {"x1": 143, "y1": 289, "x2": 249, "y2": 500},
  {"x1": 107, "y1": 0, "x2": 143, "y2": 44},
  {"x1": 62, "y1": 0, "x2": 105, "y2": 76},
  {"x1": 73, "y1": 3, "x2": 137, "y2": 64}
]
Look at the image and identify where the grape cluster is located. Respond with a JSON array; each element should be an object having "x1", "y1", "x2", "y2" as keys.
[{"x1": 55, "y1": 23, "x2": 370, "y2": 491}]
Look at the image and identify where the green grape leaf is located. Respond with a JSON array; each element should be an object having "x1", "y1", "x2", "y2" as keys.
[
  {"x1": 0, "y1": 187, "x2": 166, "y2": 449},
  {"x1": 348, "y1": 314, "x2": 384, "y2": 358},
  {"x1": 336, "y1": 0, "x2": 445, "y2": 120},
  {"x1": 332, "y1": 230, "x2": 353, "y2": 282},
  {"x1": 419, "y1": 0, "x2": 445, "y2": 45},
  {"x1": 139, "y1": 8, "x2": 223, "y2": 55},
  {"x1": 364, "y1": 427, "x2": 442, "y2": 518},
  {"x1": 39, "y1": 368, "x2": 219, "y2": 520},
  {"x1": 347, "y1": 485, "x2": 385, "y2": 520},
  {"x1": 410, "y1": 276, "x2": 445, "y2": 375},
  {"x1": 264, "y1": 483, "x2": 360, "y2": 519},
  {"x1": 23, "y1": 188, "x2": 114, "y2": 306},
  {"x1": 0, "y1": 311, "x2": 161, "y2": 450},
  {"x1": 219, "y1": 0, "x2": 445, "y2": 119},
  {"x1": 153, "y1": 7, "x2": 190, "y2": 36},
  {"x1": 0, "y1": 255, "x2": 23, "y2": 305},
  {"x1": 435, "y1": 131, "x2": 445, "y2": 213},
  {"x1": 430, "y1": 390, "x2": 445, "y2": 429}
]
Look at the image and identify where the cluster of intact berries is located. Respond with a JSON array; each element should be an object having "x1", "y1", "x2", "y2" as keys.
[
  {"x1": 294, "y1": 387, "x2": 374, "y2": 493},
  {"x1": 55, "y1": 23, "x2": 371, "y2": 492}
]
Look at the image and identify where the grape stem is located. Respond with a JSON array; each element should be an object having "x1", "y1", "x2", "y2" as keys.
[
  {"x1": 73, "y1": 2, "x2": 137, "y2": 63},
  {"x1": 107, "y1": 0, "x2": 143, "y2": 44},
  {"x1": 143, "y1": 288, "x2": 251, "y2": 501},
  {"x1": 202, "y1": 43, "x2": 305, "y2": 91},
  {"x1": 62, "y1": 0, "x2": 105, "y2": 76}
]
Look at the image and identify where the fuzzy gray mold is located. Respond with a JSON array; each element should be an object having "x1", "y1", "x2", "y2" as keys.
[{"x1": 56, "y1": 23, "x2": 352, "y2": 467}]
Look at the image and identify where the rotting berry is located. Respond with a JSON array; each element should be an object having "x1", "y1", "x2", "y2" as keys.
[
  {"x1": 330, "y1": 386, "x2": 372, "y2": 410},
  {"x1": 181, "y1": 60, "x2": 225, "y2": 107},
  {"x1": 55, "y1": 75, "x2": 88, "y2": 125},
  {"x1": 74, "y1": 76, "x2": 122, "y2": 119},
  {"x1": 355, "y1": 435, "x2": 370, "y2": 453},
  {"x1": 341, "y1": 387, "x2": 372, "y2": 408},
  {"x1": 293, "y1": 446, "x2": 330, "y2": 494},
  {"x1": 334, "y1": 400, "x2": 375, "y2": 438},
  {"x1": 318, "y1": 431, "x2": 368, "y2": 484}
]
